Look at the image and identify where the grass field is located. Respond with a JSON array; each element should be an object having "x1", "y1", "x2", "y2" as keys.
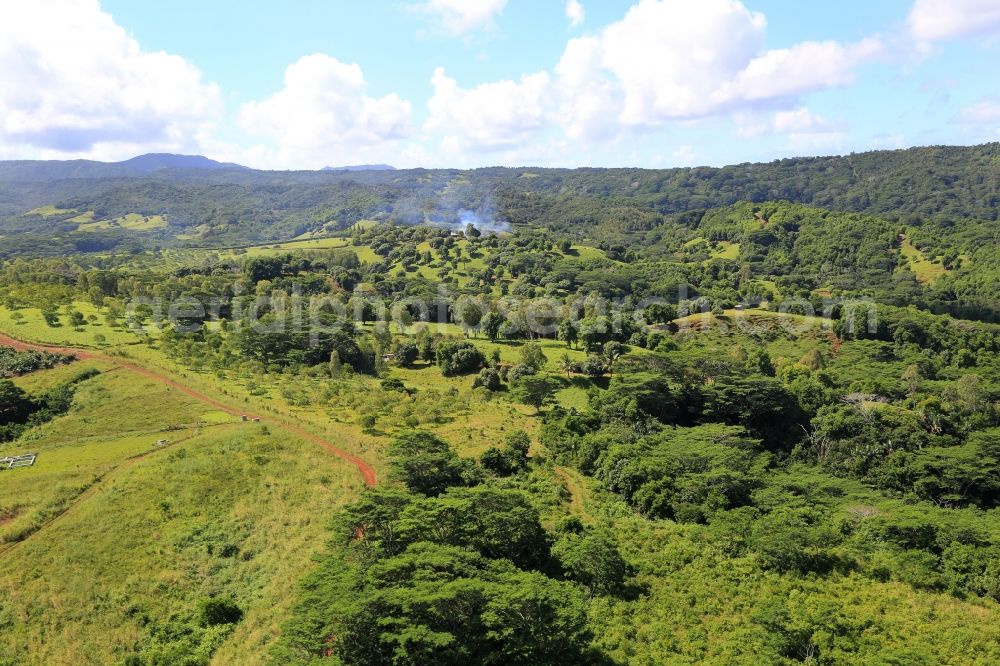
[
  {"x1": 0, "y1": 341, "x2": 367, "y2": 664},
  {"x1": 553, "y1": 384, "x2": 590, "y2": 410},
  {"x1": 672, "y1": 308, "x2": 831, "y2": 333},
  {"x1": 352, "y1": 245, "x2": 382, "y2": 263},
  {"x1": 710, "y1": 240, "x2": 740, "y2": 260},
  {"x1": 677, "y1": 238, "x2": 741, "y2": 264},
  {"x1": 76, "y1": 213, "x2": 168, "y2": 232},
  {"x1": 233, "y1": 236, "x2": 350, "y2": 257},
  {"x1": 1, "y1": 360, "x2": 239, "y2": 544},
  {"x1": 68, "y1": 211, "x2": 96, "y2": 223},
  {"x1": 569, "y1": 245, "x2": 611, "y2": 261},
  {"x1": 11, "y1": 357, "x2": 114, "y2": 394},
  {"x1": 25, "y1": 205, "x2": 76, "y2": 218},
  {"x1": 0, "y1": 422, "x2": 362, "y2": 665},
  {"x1": 0, "y1": 427, "x2": 204, "y2": 543},
  {"x1": 899, "y1": 236, "x2": 947, "y2": 284},
  {"x1": 0, "y1": 303, "x2": 142, "y2": 347}
]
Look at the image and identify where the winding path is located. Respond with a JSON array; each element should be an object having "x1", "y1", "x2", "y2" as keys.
[
  {"x1": 0, "y1": 333, "x2": 377, "y2": 486},
  {"x1": 554, "y1": 465, "x2": 588, "y2": 521}
]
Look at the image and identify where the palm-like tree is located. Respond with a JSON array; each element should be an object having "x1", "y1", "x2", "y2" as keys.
[
  {"x1": 558, "y1": 353, "x2": 575, "y2": 377},
  {"x1": 602, "y1": 341, "x2": 625, "y2": 377}
]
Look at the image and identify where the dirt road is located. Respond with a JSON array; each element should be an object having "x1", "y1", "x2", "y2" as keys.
[{"x1": 0, "y1": 332, "x2": 377, "y2": 486}]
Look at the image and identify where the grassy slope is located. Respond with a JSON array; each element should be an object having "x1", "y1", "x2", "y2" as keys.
[
  {"x1": 711, "y1": 240, "x2": 740, "y2": 260},
  {"x1": 1, "y1": 365, "x2": 224, "y2": 544},
  {"x1": 897, "y1": 232, "x2": 972, "y2": 286},
  {"x1": 0, "y1": 305, "x2": 382, "y2": 663},
  {"x1": 25, "y1": 205, "x2": 75, "y2": 218},
  {"x1": 0, "y1": 359, "x2": 365, "y2": 664},
  {"x1": 77, "y1": 213, "x2": 168, "y2": 232},
  {"x1": 0, "y1": 302, "x2": 139, "y2": 347},
  {"x1": 0, "y1": 424, "x2": 361, "y2": 665},
  {"x1": 233, "y1": 236, "x2": 350, "y2": 257},
  {"x1": 11, "y1": 357, "x2": 113, "y2": 393},
  {"x1": 899, "y1": 235, "x2": 947, "y2": 284}
]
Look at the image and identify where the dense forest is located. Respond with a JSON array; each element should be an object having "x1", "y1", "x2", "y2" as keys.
[{"x1": 0, "y1": 143, "x2": 998, "y2": 254}]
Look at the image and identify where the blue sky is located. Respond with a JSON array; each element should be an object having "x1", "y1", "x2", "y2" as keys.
[{"x1": 2, "y1": 0, "x2": 1000, "y2": 169}]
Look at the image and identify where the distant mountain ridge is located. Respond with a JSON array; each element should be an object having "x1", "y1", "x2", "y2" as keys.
[
  {"x1": 0, "y1": 153, "x2": 248, "y2": 182},
  {"x1": 0, "y1": 154, "x2": 401, "y2": 182},
  {"x1": 116, "y1": 153, "x2": 248, "y2": 172},
  {"x1": 322, "y1": 164, "x2": 396, "y2": 172}
]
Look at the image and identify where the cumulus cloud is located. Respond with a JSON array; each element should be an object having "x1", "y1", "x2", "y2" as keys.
[
  {"x1": 776, "y1": 109, "x2": 845, "y2": 152},
  {"x1": 556, "y1": 0, "x2": 881, "y2": 132},
  {"x1": 907, "y1": 0, "x2": 1000, "y2": 41},
  {"x1": 239, "y1": 54, "x2": 413, "y2": 168},
  {"x1": 425, "y1": 67, "x2": 550, "y2": 154},
  {"x1": 595, "y1": 0, "x2": 767, "y2": 124},
  {"x1": 0, "y1": 0, "x2": 221, "y2": 160},
  {"x1": 554, "y1": 36, "x2": 624, "y2": 141},
  {"x1": 726, "y1": 38, "x2": 882, "y2": 102},
  {"x1": 421, "y1": 0, "x2": 880, "y2": 158},
  {"x1": 565, "y1": 0, "x2": 585, "y2": 27},
  {"x1": 0, "y1": 0, "x2": 897, "y2": 167},
  {"x1": 414, "y1": 0, "x2": 508, "y2": 36}
]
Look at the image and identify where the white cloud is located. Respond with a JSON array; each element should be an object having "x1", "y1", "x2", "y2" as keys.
[
  {"x1": 0, "y1": 0, "x2": 221, "y2": 160},
  {"x1": 772, "y1": 108, "x2": 834, "y2": 134},
  {"x1": 414, "y1": 0, "x2": 507, "y2": 36},
  {"x1": 955, "y1": 99, "x2": 1000, "y2": 124},
  {"x1": 596, "y1": 0, "x2": 767, "y2": 124},
  {"x1": 554, "y1": 36, "x2": 624, "y2": 141},
  {"x1": 908, "y1": 0, "x2": 1000, "y2": 41},
  {"x1": 425, "y1": 67, "x2": 550, "y2": 154},
  {"x1": 737, "y1": 107, "x2": 841, "y2": 139},
  {"x1": 727, "y1": 38, "x2": 882, "y2": 102},
  {"x1": 555, "y1": 0, "x2": 881, "y2": 134},
  {"x1": 420, "y1": 0, "x2": 880, "y2": 161},
  {"x1": 565, "y1": 0, "x2": 585, "y2": 27},
  {"x1": 239, "y1": 54, "x2": 413, "y2": 168},
  {"x1": 775, "y1": 108, "x2": 845, "y2": 152}
]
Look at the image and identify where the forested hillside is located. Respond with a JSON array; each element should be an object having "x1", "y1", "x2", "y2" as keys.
[{"x1": 0, "y1": 143, "x2": 997, "y2": 255}]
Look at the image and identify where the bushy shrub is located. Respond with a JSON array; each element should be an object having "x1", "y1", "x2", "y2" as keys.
[
  {"x1": 436, "y1": 341, "x2": 486, "y2": 376},
  {"x1": 473, "y1": 367, "x2": 502, "y2": 391}
]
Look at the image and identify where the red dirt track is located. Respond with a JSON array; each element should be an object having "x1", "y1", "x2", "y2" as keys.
[{"x1": 0, "y1": 333, "x2": 377, "y2": 487}]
